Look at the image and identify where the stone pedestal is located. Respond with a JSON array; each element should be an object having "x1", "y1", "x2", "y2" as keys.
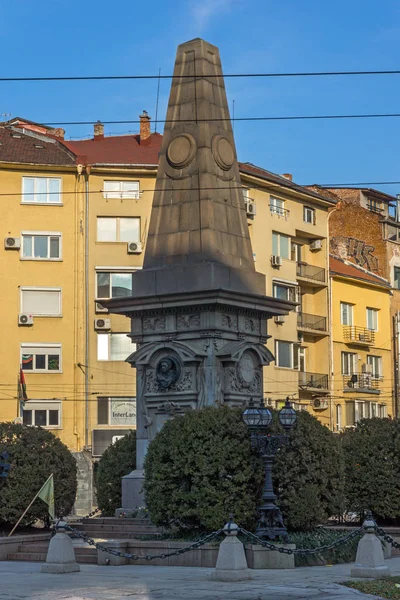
[
  {"x1": 115, "y1": 469, "x2": 145, "y2": 517},
  {"x1": 211, "y1": 536, "x2": 251, "y2": 581},
  {"x1": 351, "y1": 532, "x2": 390, "y2": 578},
  {"x1": 41, "y1": 531, "x2": 80, "y2": 574}
]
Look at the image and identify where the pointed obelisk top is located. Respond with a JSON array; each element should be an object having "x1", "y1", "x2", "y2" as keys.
[{"x1": 144, "y1": 38, "x2": 256, "y2": 272}]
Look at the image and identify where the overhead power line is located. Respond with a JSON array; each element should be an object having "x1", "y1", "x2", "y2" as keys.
[
  {"x1": 2, "y1": 69, "x2": 400, "y2": 82},
  {"x1": 40, "y1": 113, "x2": 400, "y2": 126}
]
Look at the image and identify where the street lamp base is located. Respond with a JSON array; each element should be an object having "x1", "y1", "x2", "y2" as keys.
[{"x1": 255, "y1": 525, "x2": 288, "y2": 541}]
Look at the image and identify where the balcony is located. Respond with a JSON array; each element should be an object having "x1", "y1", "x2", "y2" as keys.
[
  {"x1": 297, "y1": 312, "x2": 328, "y2": 335},
  {"x1": 299, "y1": 371, "x2": 329, "y2": 392},
  {"x1": 343, "y1": 326, "x2": 375, "y2": 346},
  {"x1": 296, "y1": 263, "x2": 326, "y2": 286},
  {"x1": 343, "y1": 373, "x2": 381, "y2": 394},
  {"x1": 270, "y1": 204, "x2": 290, "y2": 219},
  {"x1": 366, "y1": 203, "x2": 385, "y2": 215}
]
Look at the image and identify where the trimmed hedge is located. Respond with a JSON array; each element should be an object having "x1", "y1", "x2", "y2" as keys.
[
  {"x1": 144, "y1": 406, "x2": 344, "y2": 532},
  {"x1": 96, "y1": 430, "x2": 136, "y2": 516},
  {"x1": 342, "y1": 418, "x2": 400, "y2": 520},
  {"x1": 0, "y1": 422, "x2": 77, "y2": 525}
]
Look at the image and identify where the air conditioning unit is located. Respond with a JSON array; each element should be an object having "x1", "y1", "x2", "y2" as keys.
[
  {"x1": 95, "y1": 302, "x2": 109, "y2": 314},
  {"x1": 271, "y1": 255, "x2": 283, "y2": 267},
  {"x1": 274, "y1": 315, "x2": 285, "y2": 324},
  {"x1": 5, "y1": 237, "x2": 21, "y2": 250},
  {"x1": 94, "y1": 318, "x2": 111, "y2": 330},
  {"x1": 311, "y1": 398, "x2": 328, "y2": 410},
  {"x1": 309, "y1": 239, "x2": 322, "y2": 251},
  {"x1": 18, "y1": 313, "x2": 33, "y2": 326},
  {"x1": 245, "y1": 199, "x2": 256, "y2": 216},
  {"x1": 127, "y1": 241, "x2": 143, "y2": 254}
]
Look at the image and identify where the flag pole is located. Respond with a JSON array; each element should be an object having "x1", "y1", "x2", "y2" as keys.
[{"x1": 8, "y1": 474, "x2": 53, "y2": 537}]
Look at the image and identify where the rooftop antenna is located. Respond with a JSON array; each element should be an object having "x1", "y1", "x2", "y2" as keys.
[
  {"x1": 154, "y1": 68, "x2": 161, "y2": 133},
  {"x1": 0, "y1": 113, "x2": 12, "y2": 121}
]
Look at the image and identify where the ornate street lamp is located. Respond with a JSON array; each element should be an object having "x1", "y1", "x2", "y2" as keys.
[{"x1": 243, "y1": 397, "x2": 297, "y2": 540}]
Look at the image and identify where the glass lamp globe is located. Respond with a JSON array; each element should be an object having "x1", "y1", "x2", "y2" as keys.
[
  {"x1": 278, "y1": 398, "x2": 297, "y2": 431},
  {"x1": 242, "y1": 405, "x2": 261, "y2": 428}
]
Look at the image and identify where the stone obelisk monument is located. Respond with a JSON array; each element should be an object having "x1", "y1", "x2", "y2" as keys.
[{"x1": 106, "y1": 38, "x2": 293, "y2": 510}]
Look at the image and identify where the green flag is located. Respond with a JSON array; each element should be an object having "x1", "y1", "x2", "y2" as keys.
[{"x1": 37, "y1": 474, "x2": 55, "y2": 519}]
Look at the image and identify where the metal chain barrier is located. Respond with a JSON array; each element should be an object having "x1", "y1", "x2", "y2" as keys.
[
  {"x1": 64, "y1": 524, "x2": 223, "y2": 561},
  {"x1": 376, "y1": 527, "x2": 400, "y2": 550},
  {"x1": 73, "y1": 507, "x2": 102, "y2": 523},
  {"x1": 239, "y1": 526, "x2": 364, "y2": 555}
]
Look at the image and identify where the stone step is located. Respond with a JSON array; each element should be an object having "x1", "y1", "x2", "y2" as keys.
[
  {"x1": 80, "y1": 518, "x2": 153, "y2": 525},
  {"x1": 73, "y1": 525, "x2": 159, "y2": 534},
  {"x1": 7, "y1": 548, "x2": 97, "y2": 564}
]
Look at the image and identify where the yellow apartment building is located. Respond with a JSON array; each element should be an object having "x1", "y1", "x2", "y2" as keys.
[{"x1": 330, "y1": 256, "x2": 394, "y2": 429}]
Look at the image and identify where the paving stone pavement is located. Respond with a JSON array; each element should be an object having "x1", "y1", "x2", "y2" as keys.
[{"x1": 1, "y1": 556, "x2": 398, "y2": 599}]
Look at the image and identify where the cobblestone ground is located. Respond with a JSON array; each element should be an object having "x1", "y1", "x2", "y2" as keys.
[{"x1": 0, "y1": 558, "x2": 394, "y2": 600}]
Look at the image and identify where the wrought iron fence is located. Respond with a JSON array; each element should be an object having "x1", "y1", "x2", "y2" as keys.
[{"x1": 343, "y1": 373, "x2": 380, "y2": 391}]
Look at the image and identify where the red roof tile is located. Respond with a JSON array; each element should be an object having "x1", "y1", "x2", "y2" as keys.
[
  {"x1": 0, "y1": 126, "x2": 75, "y2": 166},
  {"x1": 63, "y1": 133, "x2": 162, "y2": 166},
  {"x1": 329, "y1": 255, "x2": 390, "y2": 287}
]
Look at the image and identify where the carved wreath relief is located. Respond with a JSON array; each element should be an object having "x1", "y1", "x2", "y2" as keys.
[
  {"x1": 143, "y1": 317, "x2": 166, "y2": 331},
  {"x1": 228, "y1": 351, "x2": 261, "y2": 394},
  {"x1": 177, "y1": 314, "x2": 200, "y2": 329}
]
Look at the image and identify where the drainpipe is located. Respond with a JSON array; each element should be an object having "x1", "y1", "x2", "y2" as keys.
[
  {"x1": 327, "y1": 203, "x2": 340, "y2": 431},
  {"x1": 84, "y1": 166, "x2": 91, "y2": 448},
  {"x1": 394, "y1": 313, "x2": 400, "y2": 418}
]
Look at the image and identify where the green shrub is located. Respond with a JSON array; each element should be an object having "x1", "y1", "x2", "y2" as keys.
[
  {"x1": 144, "y1": 406, "x2": 264, "y2": 531},
  {"x1": 144, "y1": 406, "x2": 344, "y2": 532},
  {"x1": 0, "y1": 422, "x2": 77, "y2": 525},
  {"x1": 272, "y1": 410, "x2": 345, "y2": 531},
  {"x1": 96, "y1": 430, "x2": 136, "y2": 516},
  {"x1": 342, "y1": 418, "x2": 400, "y2": 520}
]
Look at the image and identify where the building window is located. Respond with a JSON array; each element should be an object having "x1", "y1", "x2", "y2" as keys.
[
  {"x1": 366, "y1": 308, "x2": 379, "y2": 331},
  {"x1": 272, "y1": 232, "x2": 290, "y2": 259},
  {"x1": 22, "y1": 401, "x2": 61, "y2": 428},
  {"x1": 346, "y1": 401, "x2": 385, "y2": 426},
  {"x1": 393, "y1": 266, "x2": 400, "y2": 289},
  {"x1": 291, "y1": 242, "x2": 302, "y2": 263},
  {"x1": 270, "y1": 197, "x2": 285, "y2": 216},
  {"x1": 22, "y1": 177, "x2": 61, "y2": 204},
  {"x1": 340, "y1": 302, "x2": 353, "y2": 326},
  {"x1": 336, "y1": 404, "x2": 342, "y2": 431},
  {"x1": 21, "y1": 344, "x2": 62, "y2": 373},
  {"x1": 97, "y1": 333, "x2": 136, "y2": 361},
  {"x1": 20, "y1": 287, "x2": 61, "y2": 316},
  {"x1": 96, "y1": 272, "x2": 133, "y2": 299},
  {"x1": 97, "y1": 397, "x2": 136, "y2": 425},
  {"x1": 379, "y1": 404, "x2": 387, "y2": 418},
  {"x1": 367, "y1": 355, "x2": 382, "y2": 378},
  {"x1": 272, "y1": 282, "x2": 297, "y2": 302},
  {"x1": 341, "y1": 351, "x2": 357, "y2": 375},
  {"x1": 97, "y1": 217, "x2": 140, "y2": 243},
  {"x1": 275, "y1": 340, "x2": 296, "y2": 368},
  {"x1": 21, "y1": 232, "x2": 61, "y2": 260},
  {"x1": 103, "y1": 180, "x2": 140, "y2": 199},
  {"x1": 303, "y1": 206, "x2": 315, "y2": 224}
]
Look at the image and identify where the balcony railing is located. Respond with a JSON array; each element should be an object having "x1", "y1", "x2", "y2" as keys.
[
  {"x1": 297, "y1": 312, "x2": 327, "y2": 332},
  {"x1": 343, "y1": 372, "x2": 380, "y2": 392},
  {"x1": 270, "y1": 204, "x2": 290, "y2": 218},
  {"x1": 299, "y1": 371, "x2": 329, "y2": 390},
  {"x1": 296, "y1": 262, "x2": 326, "y2": 284},
  {"x1": 366, "y1": 203, "x2": 384, "y2": 214},
  {"x1": 343, "y1": 326, "x2": 375, "y2": 345}
]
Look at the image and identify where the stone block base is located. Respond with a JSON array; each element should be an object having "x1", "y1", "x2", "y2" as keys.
[
  {"x1": 351, "y1": 565, "x2": 391, "y2": 578},
  {"x1": 245, "y1": 543, "x2": 296, "y2": 569},
  {"x1": 98, "y1": 541, "x2": 129, "y2": 565},
  {"x1": 41, "y1": 562, "x2": 80, "y2": 574},
  {"x1": 116, "y1": 469, "x2": 145, "y2": 516},
  {"x1": 211, "y1": 568, "x2": 251, "y2": 581}
]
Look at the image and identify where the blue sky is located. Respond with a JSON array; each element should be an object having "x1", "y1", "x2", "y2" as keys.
[{"x1": 2, "y1": 0, "x2": 400, "y2": 195}]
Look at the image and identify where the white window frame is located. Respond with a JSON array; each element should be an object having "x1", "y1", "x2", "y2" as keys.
[
  {"x1": 103, "y1": 180, "x2": 140, "y2": 199},
  {"x1": 20, "y1": 287, "x2": 62, "y2": 317},
  {"x1": 270, "y1": 196, "x2": 286, "y2": 216},
  {"x1": 367, "y1": 355, "x2": 382, "y2": 379},
  {"x1": 379, "y1": 404, "x2": 387, "y2": 418},
  {"x1": 291, "y1": 242, "x2": 302, "y2": 263},
  {"x1": 22, "y1": 400, "x2": 62, "y2": 428},
  {"x1": 21, "y1": 343, "x2": 62, "y2": 373},
  {"x1": 95, "y1": 269, "x2": 137, "y2": 300},
  {"x1": 366, "y1": 307, "x2": 379, "y2": 331},
  {"x1": 303, "y1": 206, "x2": 316, "y2": 224},
  {"x1": 272, "y1": 281, "x2": 298, "y2": 302},
  {"x1": 21, "y1": 231, "x2": 62, "y2": 261},
  {"x1": 272, "y1": 232, "x2": 291, "y2": 259},
  {"x1": 275, "y1": 340, "x2": 295, "y2": 369},
  {"x1": 97, "y1": 333, "x2": 136, "y2": 362},
  {"x1": 336, "y1": 404, "x2": 342, "y2": 431},
  {"x1": 96, "y1": 217, "x2": 141, "y2": 243},
  {"x1": 22, "y1": 176, "x2": 62, "y2": 205},
  {"x1": 341, "y1": 351, "x2": 357, "y2": 375},
  {"x1": 340, "y1": 302, "x2": 353, "y2": 326}
]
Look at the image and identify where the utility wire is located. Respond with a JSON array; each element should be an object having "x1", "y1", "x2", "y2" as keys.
[{"x1": 2, "y1": 69, "x2": 400, "y2": 82}]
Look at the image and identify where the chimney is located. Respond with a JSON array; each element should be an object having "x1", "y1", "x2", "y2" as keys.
[
  {"x1": 140, "y1": 110, "x2": 151, "y2": 142},
  {"x1": 53, "y1": 128, "x2": 65, "y2": 140},
  {"x1": 282, "y1": 173, "x2": 293, "y2": 181},
  {"x1": 94, "y1": 121, "x2": 104, "y2": 141}
]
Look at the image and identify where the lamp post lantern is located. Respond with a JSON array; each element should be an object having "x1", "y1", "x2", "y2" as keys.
[{"x1": 243, "y1": 397, "x2": 297, "y2": 540}]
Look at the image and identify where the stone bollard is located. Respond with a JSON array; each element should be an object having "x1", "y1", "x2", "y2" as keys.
[
  {"x1": 351, "y1": 513, "x2": 390, "y2": 579},
  {"x1": 211, "y1": 519, "x2": 251, "y2": 582},
  {"x1": 41, "y1": 519, "x2": 80, "y2": 574}
]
